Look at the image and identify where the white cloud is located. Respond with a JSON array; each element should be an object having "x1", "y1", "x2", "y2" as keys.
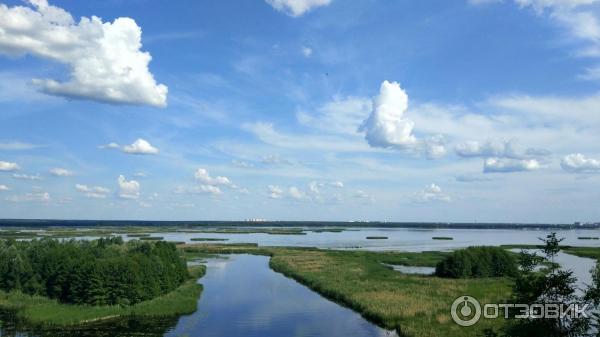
[
  {"x1": 0, "y1": 161, "x2": 20, "y2": 171},
  {"x1": 174, "y1": 185, "x2": 223, "y2": 196},
  {"x1": 268, "y1": 185, "x2": 284, "y2": 199},
  {"x1": 0, "y1": 0, "x2": 167, "y2": 106},
  {"x1": 472, "y1": 0, "x2": 600, "y2": 58},
  {"x1": 5, "y1": 192, "x2": 50, "y2": 203},
  {"x1": 122, "y1": 139, "x2": 159, "y2": 155},
  {"x1": 194, "y1": 168, "x2": 232, "y2": 186},
  {"x1": 288, "y1": 186, "x2": 305, "y2": 200},
  {"x1": 13, "y1": 173, "x2": 42, "y2": 180},
  {"x1": 415, "y1": 184, "x2": 451, "y2": 203},
  {"x1": 0, "y1": 141, "x2": 42, "y2": 150},
  {"x1": 308, "y1": 181, "x2": 321, "y2": 194},
  {"x1": 75, "y1": 184, "x2": 109, "y2": 199},
  {"x1": 297, "y1": 96, "x2": 371, "y2": 135},
  {"x1": 262, "y1": 154, "x2": 293, "y2": 165},
  {"x1": 359, "y1": 81, "x2": 417, "y2": 149},
  {"x1": 117, "y1": 175, "x2": 140, "y2": 199},
  {"x1": 561, "y1": 153, "x2": 600, "y2": 172},
  {"x1": 98, "y1": 142, "x2": 120, "y2": 150},
  {"x1": 483, "y1": 158, "x2": 541, "y2": 173},
  {"x1": 354, "y1": 189, "x2": 371, "y2": 199},
  {"x1": 232, "y1": 159, "x2": 254, "y2": 168},
  {"x1": 455, "y1": 140, "x2": 549, "y2": 159},
  {"x1": 49, "y1": 168, "x2": 73, "y2": 177},
  {"x1": 265, "y1": 0, "x2": 332, "y2": 17},
  {"x1": 330, "y1": 181, "x2": 344, "y2": 188},
  {"x1": 302, "y1": 46, "x2": 313, "y2": 57},
  {"x1": 0, "y1": 184, "x2": 9, "y2": 191}
]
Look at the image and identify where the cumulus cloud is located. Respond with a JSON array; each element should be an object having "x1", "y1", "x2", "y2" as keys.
[
  {"x1": 561, "y1": 153, "x2": 600, "y2": 173},
  {"x1": 50, "y1": 168, "x2": 73, "y2": 177},
  {"x1": 455, "y1": 140, "x2": 549, "y2": 159},
  {"x1": 0, "y1": 0, "x2": 168, "y2": 106},
  {"x1": 483, "y1": 158, "x2": 541, "y2": 173},
  {"x1": 359, "y1": 81, "x2": 417, "y2": 149},
  {"x1": 268, "y1": 185, "x2": 284, "y2": 199},
  {"x1": 117, "y1": 175, "x2": 140, "y2": 199},
  {"x1": 98, "y1": 142, "x2": 120, "y2": 150},
  {"x1": 415, "y1": 184, "x2": 451, "y2": 203},
  {"x1": 265, "y1": 0, "x2": 332, "y2": 16},
  {"x1": 0, "y1": 184, "x2": 9, "y2": 191},
  {"x1": 194, "y1": 168, "x2": 232, "y2": 186},
  {"x1": 13, "y1": 173, "x2": 42, "y2": 180},
  {"x1": 0, "y1": 161, "x2": 19, "y2": 171},
  {"x1": 174, "y1": 185, "x2": 222, "y2": 196},
  {"x1": 75, "y1": 184, "x2": 110, "y2": 199},
  {"x1": 122, "y1": 139, "x2": 159, "y2": 155}
]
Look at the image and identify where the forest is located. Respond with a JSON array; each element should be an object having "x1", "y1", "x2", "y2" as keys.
[{"x1": 0, "y1": 237, "x2": 189, "y2": 306}]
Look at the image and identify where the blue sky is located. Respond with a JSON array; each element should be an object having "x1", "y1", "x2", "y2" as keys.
[{"x1": 0, "y1": 0, "x2": 599, "y2": 222}]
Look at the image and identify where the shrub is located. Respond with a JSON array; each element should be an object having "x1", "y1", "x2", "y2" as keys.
[
  {"x1": 435, "y1": 246, "x2": 518, "y2": 278},
  {"x1": 0, "y1": 238, "x2": 189, "y2": 306}
]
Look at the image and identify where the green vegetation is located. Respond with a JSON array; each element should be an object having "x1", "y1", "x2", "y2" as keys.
[
  {"x1": 562, "y1": 246, "x2": 600, "y2": 260},
  {"x1": 189, "y1": 228, "x2": 306, "y2": 235},
  {"x1": 0, "y1": 238, "x2": 188, "y2": 306},
  {"x1": 126, "y1": 233, "x2": 150, "y2": 237},
  {"x1": 366, "y1": 236, "x2": 388, "y2": 239},
  {"x1": 435, "y1": 246, "x2": 518, "y2": 278},
  {"x1": 0, "y1": 265, "x2": 205, "y2": 326},
  {"x1": 577, "y1": 236, "x2": 599, "y2": 240},
  {"x1": 432, "y1": 236, "x2": 453, "y2": 240},
  {"x1": 486, "y1": 233, "x2": 595, "y2": 337},
  {"x1": 310, "y1": 228, "x2": 346, "y2": 233},
  {"x1": 190, "y1": 238, "x2": 229, "y2": 242},
  {"x1": 139, "y1": 236, "x2": 164, "y2": 241},
  {"x1": 183, "y1": 243, "x2": 512, "y2": 337}
]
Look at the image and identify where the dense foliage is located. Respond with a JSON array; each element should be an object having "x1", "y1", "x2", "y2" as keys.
[
  {"x1": 0, "y1": 237, "x2": 189, "y2": 306},
  {"x1": 435, "y1": 246, "x2": 519, "y2": 278}
]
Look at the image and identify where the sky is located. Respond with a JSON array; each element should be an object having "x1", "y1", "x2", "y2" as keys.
[{"x1": 0, "y1": 0, "x2": 599, "y2": 223}]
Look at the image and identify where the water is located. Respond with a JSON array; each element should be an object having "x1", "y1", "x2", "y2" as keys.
[
  {"x1": 167, "y1": 255, "x2": 396, "y2": 337},
  {"x1": 116, "y1": 227, "x2": 600, "y2": 252}
]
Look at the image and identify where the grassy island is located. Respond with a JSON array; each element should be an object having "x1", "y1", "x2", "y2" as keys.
[{"x1": 183, "y1": 244, "x2": 512, "y2": 337}]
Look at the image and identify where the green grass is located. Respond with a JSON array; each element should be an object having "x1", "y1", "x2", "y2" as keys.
[
  {"x1": 562, "y1": 246, "x2": 600, "y2": 260},
  {"x1": 432, "y1": 237, "x2": 453, "y2": 240},
  {"x1": 138, "y1": 236, "x2": 164, "y2": 241},
  {"x1": 577, "y1": 237, "x2": 599, "y2": 240},
  {"x1": 0, "y1": 266, "x2": 206, "y2": 326},
  {"x1": 183, "y1": 244, "x2": 511, "y2": 337},
  {"x1": 190, "y1": 237, "x2": 229, "y2": 242},
  {"x1": 366, "y1": 236, "x2": 388, "y2": 240}
]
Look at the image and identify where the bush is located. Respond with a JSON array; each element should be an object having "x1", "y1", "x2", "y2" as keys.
[
  {"x1": 435, "y1": 246, "x2": 518, "y2": 278},
  {"x1": 0, "y1": 238, "x2": 189, "y2": 306}
]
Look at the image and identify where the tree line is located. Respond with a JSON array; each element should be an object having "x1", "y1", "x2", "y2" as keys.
[{"x1": 0, "y1": 237, "x2": 189, "y2": 306}]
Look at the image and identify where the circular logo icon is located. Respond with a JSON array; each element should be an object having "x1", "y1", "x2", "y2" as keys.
[{"x1": 451, "y1": 296, "x2": 482, "y2": 327}]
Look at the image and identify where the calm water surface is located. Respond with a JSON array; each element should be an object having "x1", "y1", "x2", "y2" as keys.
[{"x1": 167, "y1": 255, "x2": 396, "y2": 337}]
